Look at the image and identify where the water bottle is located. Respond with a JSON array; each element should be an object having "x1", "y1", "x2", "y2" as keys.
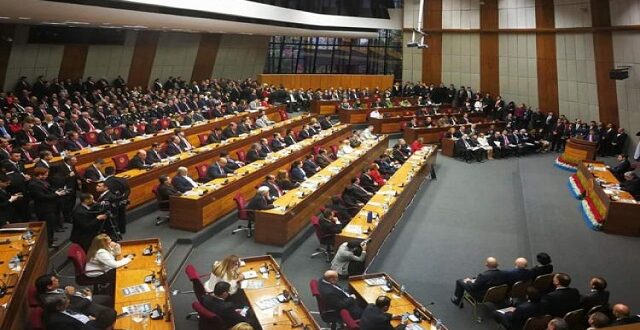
[
  {"x1": 435, "y1": 319, "x2": 443, "y2": 330},
  {"x1": 400, "y1": 284, "x2": 405, "y2": 296},
  {"x1": 275, "y1": 272, "x2": 281, "y2": 286},
  {"x1": 155, "y1": 251, "x2": 162, "y2": 266},
  {"x1": 401, "y1": 313, "x2": 408, "y2": 324}
]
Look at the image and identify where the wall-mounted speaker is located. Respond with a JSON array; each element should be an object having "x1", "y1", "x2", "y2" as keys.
[{"x1": 609, "y1": 69, "x2": 629, "y2": 80}]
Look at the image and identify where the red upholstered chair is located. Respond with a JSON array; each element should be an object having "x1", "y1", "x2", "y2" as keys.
[
  {"x1": 310, "y1": 215, "x2": 333, "y2": 262},
  {"x1": 113, "y1": 126, "x2": 123, "y2": 139},
  {"x1": 340, "y1": 309, "x2": 360, "y2": 330},
  {"x1": 160, "y1": 118, "x2": 171, "y2": 129},
  {"x1": 401, "y1": 122, "x2": 408, "y2": 130},
  {"x1": 111, "y1": 154, "x2": 130, "y2": 172},
  {"x1": 136, "y1": 124, "x2": 146, "y2": 133},
  {"x1": 279, "y1": 110, "x2": 289, "y2": 121},
  {"x1": 153, "y1": 184, "x2": 170, "y2": 226},
  {"x1": 197, "y1": 133, "x2": 209, "y2": 146},
  {"x1": 28, "y1": 306, "x2": 45, "y2": 330},
  {"x1": 313, "y1": 145, "x2": 321, "y2": 155},
  {"x1": 28, "y1": 286, "x2": 40, "y2": 307},
  {"x1": 67, "y1": 243, "x2": 110, "y2": 292},
  {"x1": 236, "y1": 150, "x2": 246, "y2": 163},
  {"x1": 231, "y1": 193, "x2": 253, "y2": 237},
  {"x1": 310, "y1": 279, "x2": 342, "y2": 327},
  {"x1": 84, "y1": 131, "x2": 98, "y2": 145},
  {"x1": 195, "y1": 163, "x2": 209, "y2": 182},
  {"x1": 192, "y1": 301, "x2": 226, "y2": 330},
  {"x1": 330, "y1": 145, "x2": 339, "y2": 157}
]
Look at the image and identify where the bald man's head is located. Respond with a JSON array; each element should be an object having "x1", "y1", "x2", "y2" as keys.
[
  {"x1": 486, "y1": 257, "x2": 498, "y2": 269},
  {"x1": 612, "y1": 304, "x2": 630, "y2": 319},
  {"x1": 515, "y1": 258, "x2": 528, "y2": 269},
  {"x1": 323, "y1": 270, "x2": 339, "y2": 284}
]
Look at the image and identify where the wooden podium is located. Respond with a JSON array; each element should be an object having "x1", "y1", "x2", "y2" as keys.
[{"x1": 560, "y1": 138, "x2": 598, "y2": 165}]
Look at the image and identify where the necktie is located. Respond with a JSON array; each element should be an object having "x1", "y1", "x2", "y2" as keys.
[
  {"x1": 76, "y1": 141, "x2": 84, "y2": 149},
  {"x1": 23, "y1": 150, "x2": 32, "y2": 161}
]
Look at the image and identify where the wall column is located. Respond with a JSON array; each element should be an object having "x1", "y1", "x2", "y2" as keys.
[
  {"x1": 535, "y1": 0, "x2": 559, "y2": 114},
  {"x1": 59, "y1": 45, "x2": 88, "y2": 80},
  {"x1": 480, "y1": 0, "x2": 499, "y2": 96},
  {"x1": 191, "y1": 34, "x2": 221, "y2": 82},
  {"x1": 422, "y1": 0, "x2": 442, "y2": 84},
  {"x1": 127, "y1": 31, "x2": 159, "y2": 89},
  {"x1": 591, "y1": 0, "x2": 619, "y2": 126}
]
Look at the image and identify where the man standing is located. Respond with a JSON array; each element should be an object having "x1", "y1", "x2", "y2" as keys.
[{"x1": 69, "y1": 193, "x2": 109, "y2": 251}]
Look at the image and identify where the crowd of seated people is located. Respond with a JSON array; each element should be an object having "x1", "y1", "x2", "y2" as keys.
[{"x1": 450, "y1": 253, "x2": 639, "y2": 329}]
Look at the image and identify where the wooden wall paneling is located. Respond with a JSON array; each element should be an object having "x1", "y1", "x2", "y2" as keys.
[
  {"x1": 422, "y1": 0, "x2": 442, "y2": 84},
  {"x1": 591, "y1": 0, "x2": 619, "y2": 126},
  {"x1": 300, "y1": 75, "x2": 311, "y2": 90},
  {"x1": 58, "y1": 44, "x2": 88, "y2": 80},
  {"x1": 535, "y1": 0, "x2": 559, "y2": 114},
  {"x1": 127, "y1": 31, "x2": 160, "y2": 89},
  {"x1": 191, "y1": 34, "x2": 221, "y2": 82},
  {"x1": 349, "y1": 75, "x2": 360, "y2": 90},
  {"x1": 480, "y1": 0, "x2": 499, "y2": 96},
  {"x1": 0, "y1": 24, "x2": 15, "y2": 92}
]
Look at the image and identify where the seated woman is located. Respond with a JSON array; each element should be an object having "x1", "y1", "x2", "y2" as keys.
[
  {"x1": 336, "y1": 140, "x2": 354, "y2": 157},
  {"x1": 276, "y1": 169, "x2": 299, "y2": 191},
  {"x1": 204, "y1": 255, "x2": 246, "y2": 302},
  {"x1": 331, "y1": 241, "x2": 367, "y2": 277},
  {"x1": 476, "y1": 133, "x2": 494, "y2": 160},
  {"x1": 369, "y1": 163, "x2": 387, "y2": 185},
  {"x1": 85, "y1": 234, "x2": 132, "y2": 281}
]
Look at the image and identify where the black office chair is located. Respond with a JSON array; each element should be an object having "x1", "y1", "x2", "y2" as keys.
[{"x1": 153, "y1": 184, "x2": 170, "y2": 225}]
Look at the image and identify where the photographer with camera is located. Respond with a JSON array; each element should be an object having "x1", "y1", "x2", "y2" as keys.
[
  {"x1": 95, "y1": 182, "x2": 123, "y2": 241},
  {"x1": 70, "y1": 193, "x2": 110, "y2": 251},
  {"x1": 103, "y1": 166, "x2": 130, "y2": 234}
]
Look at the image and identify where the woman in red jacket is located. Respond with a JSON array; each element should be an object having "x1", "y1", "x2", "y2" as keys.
[
  {"x1": 369, "y1": 163, "x2": 387, "y2": 185},
  {"x1": 410, "y1": 137, "x2": 424, "y2": 153}
]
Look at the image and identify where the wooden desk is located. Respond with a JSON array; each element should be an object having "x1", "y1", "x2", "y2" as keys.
[
  {"x1": 338, "y1": 105, "x2": 458, "y2": 126},
  {"x1": 441, "y1": 139, "x2": 456, "y2": 157},
  {"x1": 310, "y1": 97, "x2": 420, "y2": 116},
  {"x1": 403, "y1": 122, "x2": 506, "y2": 145},
  {"x1": 239, "y1": 255, "x2": 320, "y2": 330},
  {"x1": 560, "y1": 138, "x2": 598, "y2": 166},
  {"x1": 169, "y1": 124, "x2": 352, "y2": 232},
  {"x1": 576, "y1": 161, "x2": 640, "y2": 236},
  {"x1": 26, "y1": 106, "x2": 283, "y2": 172},
  {"x1": 114, "y1": 238, "x2": 174, "y2": 330},
  {"x1": 370, "y1": 112, "x2": 485, "y2": 134},
  {"x1": 349, "y1": 273, "x2": 446, "y2": 330},
  {"x1": 0, "y1": 222, "x2": 48, "y2": 330},
  {"x1": 115, "y1": 115, "x2": 314, "y2": 209},
  {"x1": 336, "y1": 147, "x2": 437, "y2": 266},
  {"x1": 254, "y1": 136, "x2": 390, "y2": 246}
]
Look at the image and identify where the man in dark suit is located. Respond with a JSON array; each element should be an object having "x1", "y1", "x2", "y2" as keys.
[
  {"x1": 206, "y1": 158, "x2": 231, "y2": 181},
  {"x1": 298, "y1": 124, "x2": 311, "y2": 140},
  {"x1": 359, "y1": 296, "x2": 406, "y2": 330},
  {"x1": 493, "y1": 287, "x2": 543, "y2": 330},
  {"x1": 344, "y1": 177, "x2": 373, "y2": 204},
  {"x1": 165, "y1": 136, "x2": 183, "y2": 156},
  {"x1": 610, "y1": 128, "x2": 628, "y2": 155},
  {"x1": 259, "y1": 174, "x2": 283, "y2": 201},
  {"x1": 581, "y1": 277, "x2": 609, "y2": 311},
  {"x1": 220, "y1": 152, "x2": 243, "y2": 172},
  {"x1": 221, "y1": 122, "x2": 239, "y2": 140},
  {"x1": 29, "y1": 167, "x2": 65, "y2": 246},
  {"x1": 610, "y1": 304, "x2": 640, "y2": 326},
  {"x1": 451, "y1": 257, "x2": 508, "y2": 306},
  {"x1": 84, "y1": 160, "x2": 106, "y2": 182},
  {"x1": 146, "y1": 143, "x2": 166, "y2": 164},
  {"x1": 505, "y1": 257, "x2": 534, "y2": 286},
  {"x1": 129, "y1": 150, "x2": 152, "y2": 170},
  {"x1": 319, "y1": 116, "x2": 333, "y2": 130},
  {"x1": 246, "y1": 187, "x2": 275, "y2": 214},
  {"x1": 302, "y1": 154, "x2": 320, "y2": 177},
  {"x1": 157, "y1": 175, "x2": 181, "y2": 202},
  {"x1": 259, "y1": 138, "x2": 272, "y2": 155},
  {"x1": 207, "y1": 127, "x2": 225, "y2": 144},
  {"x1": 246, "y1": 143, "x2": 265, "y2": 163},
  {"x1": 36, "y1": 274, "x2": 115, "y2": 329},
  {"x1": 621, "y1": 171, "x2": 640, "y2": 199},
  {"x1": 542, "y1": 273, "x2": 581, "y2": 317},
  {"x1": 97, "y1": 126, "x2": 116, "y2": 145},
  {"x1": 270, "y1": 133, "x2": 286, "y2": 151},
  {"x1": 43, "y1": 295, "x2": 103, "y2": 330},
  {"x1": 290, "y1": 161, "x2": 307, "y2": 183},
  {"x1": 63, "y1": 131, "x2": 89, "y2": 151},
  {"x1": 610, "y1": 154, "x2": 631, "y2": 181},
  {"x1": 34, "y1": 151, "x2": 53, "y2": 170},
  {"x1": 318, "y1": 270, "x2": 363, "y2": 319},
  {"x1": 359, "y1": 168, "x2": 379, "y2": 193},
  {"x1": 202, "y1": 281, "x2": 258, "y2": 329},
  {"x1": 69, "y1": 193, "x2": 109, "y2": 251},
  {"x1": 0, "y1": 174, "x2": 22, "y2": 227},
  {"x1": 284, "y1": 130, "x2": 297, "y2": 146},
  {"x1": 171, "y1": 167, "x2": 198, "y2": 193}
]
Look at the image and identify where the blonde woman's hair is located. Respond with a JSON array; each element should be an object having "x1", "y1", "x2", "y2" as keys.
[
  {"x1": 212, "y1": 255, "x2": 240, "y2": 280},
  {"x1": 86, "y1": 234, "x2": 111, "y2": 260},
  {"x1": 231, "y1": 322, "x2": 254, "y2": 330}
]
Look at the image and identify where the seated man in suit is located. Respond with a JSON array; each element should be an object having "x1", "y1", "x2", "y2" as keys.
[
  {"x1": 610, "y1": 304, "x2": 640, "y2": 326},
  {"x1": 318, "y1": 270, "x2": 363, "y2": 319},
  {"x1": 255, "y1": 111, "x2": 274, "y2": 128},
  {"x1": 547, "y1": 318, "x2": 569, "y2": 330},
  {"x1": 128, "y1": 150, "x2": 153, "y2": 170},
  {"x1": 97, "y1": 125, "x2": 116, "y2": 145},
  {"x1": 298, "y1": 124, "x2": 312, "y2": 140},
  {"x1": 165, "y1": 136, "x2": 184, "y2": 156},
  {"x1": 220, "y1": 151, "x2": 244, "y2": 172},
  {"x1": 284, "y1": 129, "x2": 297, "y2": 146},
  {"x1": 171, "y1": 166, "x2": 198, "y2": 193},
  {"x1": 359, "y1": 168, "x2": 379, "y2": 193},
  {"x1": 542, "y1": 273, "x2": 581, "y2": 317},
  {"x1": 43, "y1": 295, "x2": 107, "y2": 330},
  {"x1": 247, "y1": 186, "x2": 275, "y2": 214},
  {"x1": 581, "y1": 276, "x2": 609, "y2": 311},
  {"x1": 202, "y1": 281, "x2": 259, "y2": 329},
  {"x1": 146, "y1": 142, "x2": 166, "y2": 164},
  {"x1": 493, "y1": 287, "x2": 543, "y2": 330},
  {"x1": 206, "y1": 158, "x2": 232, "y2": 181},
  {"x1": 456, "y1": 134, "x2": 485, "y2": 163},
  {"x1": 609, "y1": 154, "x2": 630, "y2": 181},
  {"x1": 270, "y1": 133, "x2": 287, "y2": 151},
  {"x1": 302, "y1": 154, "x2": 320, "y2": 177},
  {"x1": 316, "y1": 149, "x2": 333, "y2": 168},
  {"x1": 587, "y1": 312, "x2": 610, "y2": 329},
  {"x1": 319, "y1": 116, "x2": 333, "y2": 130},
  {"x1": 222, "y1": 122, "x2": 240, "y2": 140},
  {"x1": 290, "y1": 161, "x2": 307, "y2": 183},
  {"x1": 259, "y1": 138, "x2": 272, "y2": 155},
  {"x1": 260, "y1": 174, "x2": 283, "y2": 201},
  {"x1": 207, "y1": 127, "x2": 225, "y2": 144},
  {"x1": 246, "y1": 143, "x2": 265, "y2": 163},
  {"x1": 157, "y1": 175, "x2": 181, "y2": 201},
  {"x1": 451, "y1": 257, "x2": 508, "y2": 307},
  {"x1": 63, "y1": 131, "x2": 89, "y2": 151},
  {"x1": 620, "y1": 171, "x2": 640, "y2": 200},
  {"x1": 36, "y1": 274, "x2": 116, "y2": 330},
  {"x1": 345, "y1": 177, "x2": 373, "y2": 204},
  {"x1": 505, "y1": 257, "x2": 534, "y2": 286},
  {"x1": 360, "y1": 296, "x2": 407, "y2": 330},
  {"x1": 84, "y1": 159, "x2": 106, "y2": 182}
]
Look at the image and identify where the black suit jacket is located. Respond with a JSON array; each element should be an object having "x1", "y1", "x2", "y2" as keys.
[
  {"x1": 165, "y1": 143, "x2": 182, "y2": 156},
  {"x1": 146, "y1": 150, "x2": 166, "y2": 164},
  {"x1": 206, "y1": 163, "x2": 227, "y2": 180},
  {"x1": 96, "y1": 131, "x2": 115, "y2": 145},
  {"x1": 270, "y1": 138, "x2": 286, "y2": 151},
  {"x1": 302, "y1": 160, "x2": 319, "y2": 176},
  {"x1": 83, "y1": 165, "x2": 104, "y2": 182},
  {"x1": 505, "y1": 268, "x2": 534, "y2": 285},
  {"x1": 531, "y1": 264, "x2": 553, "y2": 279},
  {"x1": 128, "y1": 155, "x2": 150, "y2": 170},
  {"x1": 317, "y1": 279, "x2": 357, "y2": 312},
  {"x1": 505, "y1": 301, "x2": 543, "y2": 329},
  {"x1": 359, "y1": 304, "x2": 402, "y2": 330},
  {"x1": 69, "y1": 204, "x2": 102, "y2": 250},
  {"x1": 201, "y1": 295, "x2": 246, "y2": 329},
  {"x1": 44, "y1": 311, "x2": 99, "y2": 330},
  {"x1": 28, "y1": 178, "x2": 59, "y2": 212},
  {"x1": 542, "y1": 287, "x2": 581, "y2": 317},
  {"x1": 246, "y1": 195, "x2": 274, "y2": 212},
  {"x1": 468, "y1": 269, "x2": 508, "y2": 295},
  {"x1": 580, "y1": 290, "x2": 609, "y2": 311},
  {"x1": 284, "y1": 135, "x2": 296, "y2": 146},
  {"x1": 0, "y1": 188, "x2": 14, "y2": 226},
  {"x1": 158, "y1": 184, "x2": 180, "y2": 201},
  {"x1": 246, "y1": 149, "x2": 264, "y2": 163}
]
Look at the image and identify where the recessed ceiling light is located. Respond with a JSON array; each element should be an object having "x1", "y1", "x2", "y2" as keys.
[
  {"x1": 124, "y1": 25, "x2": 147, "y2": 29},
  {"x1": 0, "y1": 17, "x2": 10, "y2": 20},
  {"x1": 65, "y1": 21, "x2": 90, "y2": 25},
  {"x1": 41, "y1": 22, "x2": 66, "y2": 25},
  {"x1": 18, "y1": 17, "x2": 32, "y2": 20},
  {"x1": 102, "y1": 22, "x2": 112, "y2": 25}
]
